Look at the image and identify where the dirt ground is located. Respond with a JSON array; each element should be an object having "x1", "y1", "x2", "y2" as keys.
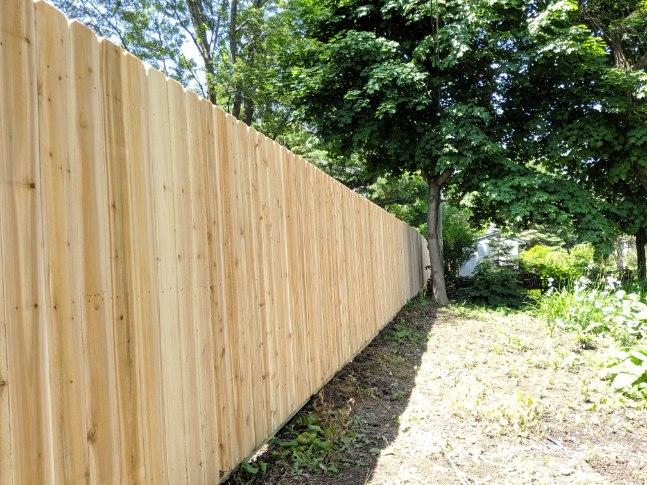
[{"x1": 227, "y1": 297, "x2": 647, "y2": 484}]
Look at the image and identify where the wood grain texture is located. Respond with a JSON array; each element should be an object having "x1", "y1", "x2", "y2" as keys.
[
  {"x1": 0, "y1": 1, "x2": 49, "y2": 483},
  {"x1": 69, "y1": 20, "x2": 122, "y2": 485},
  {"x1": 2, "y1": 1, "x2": 430, "y2": 482},
  {"x1": 35, "y1": 3, "x2": 89, "y2": 482}
]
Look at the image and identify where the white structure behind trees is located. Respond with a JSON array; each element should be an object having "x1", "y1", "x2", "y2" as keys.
[{"x1": 459, "y1": 226, "x2": 524, "y2": 277}]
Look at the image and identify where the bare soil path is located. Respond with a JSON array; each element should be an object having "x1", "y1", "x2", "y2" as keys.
[{"x1": 228, "y1": 297, "x2": 647, "y2": 484}]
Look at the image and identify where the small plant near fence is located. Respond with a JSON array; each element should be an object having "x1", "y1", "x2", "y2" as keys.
[{"x1": 234, "y1": 394, "x2": 366, "y2": 481}]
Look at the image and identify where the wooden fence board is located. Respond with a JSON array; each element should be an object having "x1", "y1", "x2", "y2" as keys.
[
  {"x1": 71, "y1": 19, "x2": 122, "y2": 484},
  {"x1": 148, "y1": 69, "x2": 187, "y2": 484},
  {"x1": 0, "y1": 1, "x2": 430, "y2": 482},
  {"x1": 0, "y1": 0, "x2": 48, "y2": 482},
  {"x1": 35, "y1": 3, "x2": 89, "y2": 482},
  {"x1": 101, "y1": 39, "x2": 146, "y2": 484}
]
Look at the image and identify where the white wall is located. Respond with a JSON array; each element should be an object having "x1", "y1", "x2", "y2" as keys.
[{"x1": 459, "y1": 237, "x2": 520, "y2": 277}]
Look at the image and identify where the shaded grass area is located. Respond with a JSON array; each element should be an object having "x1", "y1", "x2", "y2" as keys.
[{"x1": 226, "y1": 294, "x2": 435, "y2": 484}]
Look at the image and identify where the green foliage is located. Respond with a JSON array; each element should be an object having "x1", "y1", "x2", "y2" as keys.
[
  {"x1": 368, "y1": 172, "x2": 428, "y2": 230},
  {"x1": 54, "y1": 0, "x2": 189, "y2": 81},
  {"x1": 605, "y1": 346, "x2": 647, "y2": 399},
  {"x1": 242, "y1": 398, "x2": 369, "y2": 478},
  {"x1": 390, "y1": 324, "x2": 421, "y2": 345},
  {"x1": 502, "y1": 0, "x2": 647, "y2": 243},
  {"x1": 459, "y1": 259, "x2": 526, "y2": 308},
  {"x1": 290, "y1": 0, "x2": 521, "y2": 180},
  {"x1": 536, "y1": 277, "x2": 647, "y2": 346},
  {"x1": 442, "y1": 205, "x2": 478, "y2": 280},
  {"x1": 516, "y1": 229, "x2": 569, "y2": 248},
  {"x1": 520, "y1": 244, "x2": 594, "y2": 287},
  {"x1": 536, "y1": 276, "x2": 647, "y2": 400},
  {"x1": 471, "y1": 165, "x2": 620, "y2": 252}
]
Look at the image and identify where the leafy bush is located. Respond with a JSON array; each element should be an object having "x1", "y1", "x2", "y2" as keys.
[
  {"x1": 537, "y1": 277, "x2": 647, "y2": 400},
  {"x1": 459, "y1": 259, "x2": 526, "y2": 308},
  {"x1": 520, "y1": 243, "x2": 594, "y2": 287},
  {"x1": 605, "y1": 346, "x2": 647, "y2": 399},
  {"x1": 537, "y1": 277, "x2": 647, "y2": 346}
]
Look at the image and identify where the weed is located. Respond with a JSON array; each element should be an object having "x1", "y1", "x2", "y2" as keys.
[
  {"x1": 390, "y1": 324, "x2": 422, "y2": 345},
  {"x1": 483, "y1": 392, "x2": 543, "y2": 436},
  {"x1": 506, "y1": 334, "x2": 530, "y2": 351},
  {"x1": 576, "y1": 332, "x2": 596, "y2": 351}
]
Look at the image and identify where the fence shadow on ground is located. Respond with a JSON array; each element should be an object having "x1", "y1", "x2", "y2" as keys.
[{"x1": 226, "y1": 295, "x2": 436, "y2": 484}]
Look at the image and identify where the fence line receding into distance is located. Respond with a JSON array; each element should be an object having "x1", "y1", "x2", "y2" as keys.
[{"x1": 0, "y1": 0, "x2": 431, "y2": 482}]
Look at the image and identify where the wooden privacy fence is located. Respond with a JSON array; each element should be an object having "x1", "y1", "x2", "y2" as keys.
[{"x1": 0, "y1": 0, "x2": 430, "y2": 482}]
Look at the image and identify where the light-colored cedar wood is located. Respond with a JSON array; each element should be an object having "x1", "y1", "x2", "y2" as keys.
[
  {"x1": 304, "y1": 164, "x2": 323, "y2": 387},
  {"x1": 0, "y1": 252, "x2": 9, "y2": 485},
  {"x1": 328, "y1": 179, "x2": 344, "y2": 374},
  {"x1": 365, "y1": 203, "x2": 378, "y2": 336},
  {"x1": 205, "y1": 105, "x2": 229, "y2": 478},
  {"x1": 270, "y1": 140, "x2": 294, "y2": 421},
  {"x1": 221, "y1": 114, "x2": 255, "y2": 464},
  {"x1": 0, "y1": 0, "x2": 49, "y2": 482},
  {"x1": 2, "y1": 1, "x2": 430, "y2": 481},
  {"x1": 233, "y1": 120, "x2": 257, "y2": 457},
  {"x1": 197, "y1": 98, "x2": 220, "y2": 482},
  {"x1": 70, "y1": 20, "x2": 121, "y2": 484},
  {"x1": 334, "y1": 181, "x2": 350, "y2": 363},
  {"x1": 188, "y1": 96, "x2": 218, "y2": 482},
  {"x1": 0, "y1": 239, "x2": 9, "y2": 485},
  {"x1": 319, "y1": 168, "x2": 335, "y2": 380},
  {"x1": 241, "y1": 125, "x2": 269, "y2": 448},
  {"x1": 122, "y1": 53, "x2": 167, "y2": 484},
  {"x1": 211, "y1": 107, "x2": 239, "y2": 474},
  {"x1": 101, "y1": 39, "x2": 146, "y2": 484},
  {"x1": 148, "y1": 69, "x2": 187, "y2": 483},
  {"x1": 34, "y1": 3, "x2": 89, "y2": 482},
  {"x1": 170, "y1": 84, "x2": 202, "y2": 484},
  {"x1": 261, "y1": 134, "x2": 284, "y2": 431},
  {"x1": 0, "y1": 3, "x2": 13, "y2": 468},
  {"x1": 283, "y1": 150, "x2": 306, "y2": 405},
  {"x1": 250, "y1": 131, "x2": 275, "y2": 440},
  {"x1": 254, "y1": 134, "x2": 274, "y2": 429}
]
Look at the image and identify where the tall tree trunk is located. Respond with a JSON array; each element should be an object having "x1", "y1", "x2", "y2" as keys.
[
  {"x1": 615, "y1": 238, "x2": 624, "y2": 272},
  {"x1": 637, "y1": 229, "x2": 646, "y2": 280},
  {"x1": 229, "y1": 0, "x2": 242, "y2": 118},
  {"x1": 243, "y1": 96, "x2": 255, "y2": 126},
  {"x1": 424, "y1": 172, "x2": 451, "y2": 306},
  {"x1": 185, "y1": 0, "x2": 218, "y2": 105},
  {"x1": 636, "y1": 163, "x2": 647, "y2": 193},
  {"x1": 232, "y1": 91, "x2": 242, "y2": 119}
]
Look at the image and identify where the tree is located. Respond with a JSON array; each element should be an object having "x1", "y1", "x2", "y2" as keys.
[
  {"x1": 288, "y1": 0, "x2": 532, "y2": 305},
  {"x1": 54, "y1": 0, "x2": 301, "y2": 133},
  {"x1": 496, "y1": 0, "x2": 647, "y2": 277},
  {"x1": 55, "y1": 0, "x2": 191, "y2": 82}
]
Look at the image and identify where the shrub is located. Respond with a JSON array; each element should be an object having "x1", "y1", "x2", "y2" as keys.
[
  {"x1": 520, "y1": 243, "x2": 594, "y2": 287},
  {"x1": 605, "y1": 346, "x2": 647, "y2": 399},
  {"x1": 536, "y1": 277, "x2": 647, "y2": 345},
  {"x1": 537, "y1": 277, "x2": 647, "y2": 401},
  {"x1": 459, "y1": 259, "x2": 526, "y2": 308}
]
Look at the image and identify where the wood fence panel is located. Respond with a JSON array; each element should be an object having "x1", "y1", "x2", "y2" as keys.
[
  {"x1": 102, "y1": 39, "x2": 146, "y2": 484},
  {"x1": 0, "y1": 0, "x2": 48, "y2": 482},
  {"x1": 35, "y1": 3, "x2": 89, "y2": 482},
  {"x1": 148, "y1": 69, "x2": 187, "y2": 483},
  {"x1": 211, "y1": 107, "x2": 238, "y2": 472},
  {"x1": 269, "y1": 140, "x2": 294, "y2": 425},
  {"x1": 1, "y1": 1, "x2": 430, "y2": 482}
]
